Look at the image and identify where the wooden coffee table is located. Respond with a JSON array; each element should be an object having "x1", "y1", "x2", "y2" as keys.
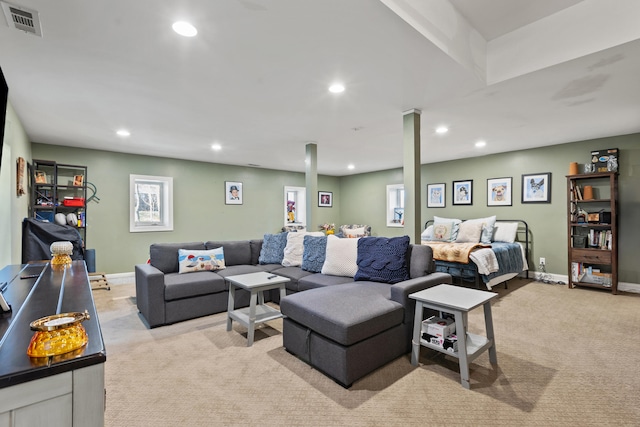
[{"x1": 225, "y1": 271, "x2": 289, "y2": 346}]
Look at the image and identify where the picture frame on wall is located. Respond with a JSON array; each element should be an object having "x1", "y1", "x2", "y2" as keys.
[
  {"x1": 522, "y1": 172, "x2": 551, "y2": 203},
  {"x1": 318, "y1": 191, "x2": 332, "y2": 207},
  {"x1": 452, "y1": 180, "x2": 473, "y2": 205},
  {"x1": 426, "y1": 183, "x2": 445, "y2": 208},
  {"x1": 487, "y1": 177, "x2": 512, "y2": 206},
  {"x1": 225, "y1": 181, "x2": 243, "y2": 205}
]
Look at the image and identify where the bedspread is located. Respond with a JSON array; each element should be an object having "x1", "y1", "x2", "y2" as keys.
[{"x1": 422, "y1": 241, "x2": 491, "y2": 264}]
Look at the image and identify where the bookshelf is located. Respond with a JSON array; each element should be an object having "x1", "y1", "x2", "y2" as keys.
[{"x1": 567, "y1": 172, "x2": 618, "y2": 294}]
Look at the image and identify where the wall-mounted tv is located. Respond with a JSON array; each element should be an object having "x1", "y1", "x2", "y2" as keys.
[{"x1": 0, "y1": 66, "x2": 8, "y2": 174}]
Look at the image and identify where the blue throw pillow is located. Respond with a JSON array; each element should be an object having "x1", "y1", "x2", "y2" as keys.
[
  {"x1": 258, "y1": 232, "x2": 288, "y2": 264},
  {"x1": 354, "y1": 236, "x2": 410, "y2": 284},
  {"x1": 301, "y1": 235, "x2": 327, "y2": 273}
]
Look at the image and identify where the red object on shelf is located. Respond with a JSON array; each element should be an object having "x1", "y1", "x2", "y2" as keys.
[{"x1": 62, "y1": 198, "x2": 85, "y2": 207}]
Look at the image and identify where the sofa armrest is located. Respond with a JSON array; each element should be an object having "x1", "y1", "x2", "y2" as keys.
[
  {"x1": 390, "y1": 273, "x2": 452, "y2": 323},
  {"x1": 135, "y1": 263, "x2": 166, "y2": 328}
]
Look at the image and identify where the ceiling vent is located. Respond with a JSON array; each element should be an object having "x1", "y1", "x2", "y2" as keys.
[{"x1": 1, "y1": 1, "x2": 42, "y2": 36}]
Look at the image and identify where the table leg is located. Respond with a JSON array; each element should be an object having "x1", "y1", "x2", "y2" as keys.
[
  {"x1": 454, "y1": 310, "x2": 471, "y2": 389},
  {"x1": 484, "y1": 302, "x2": 498, "y2": 365},
  {"x1": 247, "y1": 290, "x2": 258, "y2": 346},
  {"x1": 411, "y1": 301, "x2": 423, "y2": 366},
  {"x1": 279, "y1": 285, "x2": 286, "y2": 304},
  {"x1": 226, "y1": 283, "x2": 235, "y2": 331},
  {"x1": 258, "y1": 290, "x2": 265, "y2": 305}
]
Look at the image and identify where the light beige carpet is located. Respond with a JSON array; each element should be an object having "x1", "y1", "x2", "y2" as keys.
[{"x1": 94, "y1": 279, "x2": 640, "y2": 426}]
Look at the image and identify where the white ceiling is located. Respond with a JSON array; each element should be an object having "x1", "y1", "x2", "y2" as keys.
[{"x1": 1, "y1": 0, "x2": 639, "y2": 176}]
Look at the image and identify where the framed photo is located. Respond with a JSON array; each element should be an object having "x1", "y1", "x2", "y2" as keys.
[
  {"x1": 225, "y1": 181, "x2": 243, "y2": 205},
  {"x1": 452, "y1": 180, "x2": 473, "y2": 205},
  {"x1": 427, "y1": 183, "x2": 445, "y2": 208},
  {"x1": 73, "y1": 175, "x2": 84, "y2": 186},
  {"x1": 318, "y1": 191, "x2": 332, "y2": 207},
  {"x1": 487, "y1": 177, "x2": 512, "y2": 206},
  {"x1": 522, "y1": 172, "x2": 551, "y2": 203},
  {"x1": 35, "y1": 170, "x2": 47, "y2": 184}
]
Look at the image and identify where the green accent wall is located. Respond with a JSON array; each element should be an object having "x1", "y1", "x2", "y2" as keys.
[
  {"x1": 340, "y1": 133, "x2": 640, "y2": 284},
  {"x1": 31, "y1": 144, "x2": 340, "y2": 273}
]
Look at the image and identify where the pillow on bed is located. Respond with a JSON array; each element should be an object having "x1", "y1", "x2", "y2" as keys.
[
  {"x1": 492, "y1": 222, "x2": 519, "y2": 243},
  {"x1": 466, "y1": 215, "x2": 496, "y2": 244},
  {"x1": 434, "y1": 216, "x2": 462, "y2": 241},
  {"x1": 455, "y1": 221, "x2": 483, "y2": 243},
  {"x1": 421, "y1": 225, "x2": 433, "y2": 241},
  {"x1": 432, "y1": 221, "x2": 454, "y2": 242}
]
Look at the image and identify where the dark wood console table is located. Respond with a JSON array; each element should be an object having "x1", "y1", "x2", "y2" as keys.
[{"x1": 0, "y1": 261, "x2": 105, "y2": 426}]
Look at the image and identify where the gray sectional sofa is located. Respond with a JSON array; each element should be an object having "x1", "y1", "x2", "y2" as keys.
[{"x1": 135, "y1": 236, "x2": 452, "y2": 386}]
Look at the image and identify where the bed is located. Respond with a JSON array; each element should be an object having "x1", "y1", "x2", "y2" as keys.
[{"x1": 422, "y1": 217, "x2": 529, "y2": 290}]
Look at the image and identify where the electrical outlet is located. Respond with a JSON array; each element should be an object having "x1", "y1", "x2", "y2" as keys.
[{"x1": 539, "y1": 257, "x2": 546, "y2": 266}]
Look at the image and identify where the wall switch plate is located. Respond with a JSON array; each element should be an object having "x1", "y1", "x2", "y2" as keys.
[{"x1": 539, "y1": 257, "x2": 546, "y2": 266}]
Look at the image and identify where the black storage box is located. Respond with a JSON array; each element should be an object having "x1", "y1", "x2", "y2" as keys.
[
  {"x1": 588, "y1": 211, "x2": 611, "y2": 224},
  {"x1": 590, "y1": 148, "x2": 618, "y2": 173}
]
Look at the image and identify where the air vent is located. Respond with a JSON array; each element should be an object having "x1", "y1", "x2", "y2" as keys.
[{"x1": 1, "y1": 1, "x2": 42, "y2": 37}]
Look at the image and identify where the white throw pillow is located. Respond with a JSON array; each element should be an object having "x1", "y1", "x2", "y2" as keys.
[
  {"x1": 421, "y1": 225, "x2": 434, "y2": 241},
  {"x1": 321, "y1": 235, "x2": 359, "y2": 277},
  {"x1": 492, "y1": 222, "x2": 519, "y2": 243},
  {"x1": 455, "y1": 221, "x2": 483, "y2": 243},
  {"x1": 282, "y1": 232, "x2": 324, "y2": 267},
  {"x1": 434, "y1": 216, "x2": 462, "y2": 241},
  {"x1": 465, "y1": 215, "x2": 497, "y2": 244}
]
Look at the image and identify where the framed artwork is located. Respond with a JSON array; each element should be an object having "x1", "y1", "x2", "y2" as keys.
[
  {"x1": 73, "y1": 175, "x2": 84, "y2": 186},
  {"x1": 452, "y1": 180, "x2": 473, "y2": 205},
  {"x1": 35, "y1": 170, "x2": 47, "y2": 184},
  {"x1": 318, "y1": 191, "x2": 332, "y2": 207},
  {"x1": 427, "y1": 183, "x2": 445, "y2": 208},
  {"x1": 225, "y1": 181, "x2": 243, "y2": 205},
  {"x1": 487, "y1": 177, "x2": 512, "y2": 206},
  {"x1": 522, "y1": 172, "x2": 551, "y2": 203}
]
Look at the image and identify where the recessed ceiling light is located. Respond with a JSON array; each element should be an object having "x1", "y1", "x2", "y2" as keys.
[
  {"x1": 435, "y1": 126, "x2": 448, "y2": 134},
  {"x1": 347, "y1": 164, "x2": 355, "y2": 170},
  {"x1": 475, "y1": 140, "x2": 486, "y2": 148},
  {"x1": 211, "y1": 143, "x2": 221, "y2": 151},
  {"x1": 329, "y1": 83, "x2": 345, "y2": 94},
  {"x1": 116, "y1": 129, "x2": 130, "y2": 137},
  {"x1": 172, "y1": 21, "x2": 197, "y2": 37}
]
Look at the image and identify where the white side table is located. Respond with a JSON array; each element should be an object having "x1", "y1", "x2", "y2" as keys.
[
  {"x1": 410, "y1": 284, "x2": 498, "y2": 389},
  {"x1": 225, "y1": 271, "x2": 290, "y2": 346}
]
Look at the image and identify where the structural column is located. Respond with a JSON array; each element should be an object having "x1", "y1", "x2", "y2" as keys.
[
  {"x1": 402, "y1": 109, "x2": 421, "y2": 243},
  {"x1": 305, "y1": 142, "x2": 318, "y2": 230}
]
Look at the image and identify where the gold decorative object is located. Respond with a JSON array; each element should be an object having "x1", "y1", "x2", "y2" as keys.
[
  {"x1": 50, "y1": 241, "x2": 73, "y2": 268},
  {"x1": 27, "y1": 311, "x2": 90, "y2": 357}
]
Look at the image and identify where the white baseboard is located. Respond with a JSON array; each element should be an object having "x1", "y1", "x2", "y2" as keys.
[
  {"x1": 103, "y1": 272, "x2": 134, "y2": 285},
  {"x1": 529, "y1": 271, "x2": 640, "y2": 294}
]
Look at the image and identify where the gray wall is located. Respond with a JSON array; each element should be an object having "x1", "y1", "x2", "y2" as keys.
[
  {"x1": 31, "y1": 144, "x2": 340, "y2": 273},
  {"x1": 340, "y1": 133, "x2": 640, "y2": 283}
]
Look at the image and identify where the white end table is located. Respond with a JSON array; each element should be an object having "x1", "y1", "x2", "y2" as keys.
[
  {"x1": 225, "y1": 271, "x2": 290, "y2": 346},
  {"x1": 410, "y1": 284, "x2": 498, "y2": 389}
]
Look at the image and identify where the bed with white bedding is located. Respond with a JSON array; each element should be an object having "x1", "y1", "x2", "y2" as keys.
[{"x1": 422, "y1": 218, "x2": 529, "y2": 290}]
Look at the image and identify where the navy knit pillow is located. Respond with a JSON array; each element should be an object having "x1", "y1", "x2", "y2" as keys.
[
  {"x1": 354, "y1": 236, "x2": 410, "y2": 284},
  {"x1": 258, "y1": 232, "x2": 288, "y2": 264},
  {"x1": 301, "y1": 235, "x2": 327, "y2": 273}
]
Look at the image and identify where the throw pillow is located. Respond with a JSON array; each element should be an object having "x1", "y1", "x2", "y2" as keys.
[
  {"x1": 282, "y1": 232, "x2": 324, "y2": 267},
  {"x1": 301, "y1": 235, "x2": 327, "y2": 273},
  {"x1": 465, "y1": 215, "x2": 497, "y2": 244},
  {"x1": 178, "y1": 247, "x2": 225, "y2": 274},
  {"x1": 434, "y1": 216, "x2": 462, "y2": 241},
  {"x1": 432, "y1": 221, "x2": 454, "y2": 241},
  {"x1": 258, "y1": 232, "x2": 288, "y2": 264},
  {"x1": 354, "y1": 236, "x2": 410, "y2": 284},
  {"x1": 420, "y1": 225, "x2": 433, "y2": 241},
  {"x1": 492, "y1": 222, "x2": 519, "y2": 243},
  {"x1": 455, "y1": 221, "x2": 483, "y2": 243},
  {"x1": 321, "y1": 235, "x2": 359, "y2": 277}
]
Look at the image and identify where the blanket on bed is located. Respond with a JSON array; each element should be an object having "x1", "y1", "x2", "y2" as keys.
[{"x1": 423, "y1": 241, "x2": 491, "y2": 263}]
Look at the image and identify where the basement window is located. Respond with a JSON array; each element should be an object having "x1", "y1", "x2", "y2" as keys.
[
  {"x1": 130, "y1": 174, "x2": 173, "y2": 232},
  {"x1": 387, "y1": 184, "x2": 404, "y2": 227},
  {"x1": 284, "y1": 186, "x2": 306, "y2": 227}
]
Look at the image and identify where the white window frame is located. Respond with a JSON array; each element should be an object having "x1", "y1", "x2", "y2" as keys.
[
  {"x1": 284, "y1": 186, "x2": 306, "y2": 227},
  {"x1": 130, "y1": 174, "x2": 174, "y2": 232},
  {"x1": 386, "y1": 184, "x2": 404, "y2": 227}
]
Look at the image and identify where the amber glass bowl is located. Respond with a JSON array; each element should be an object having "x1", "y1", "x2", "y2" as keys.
[{"x1": 27, "y1": 311, "x2": 90, "y2": 357}]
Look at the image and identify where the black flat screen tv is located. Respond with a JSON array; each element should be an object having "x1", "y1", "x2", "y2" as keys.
[{"x1": 0, "y1": 67, "x2": 8, "y2": 174}]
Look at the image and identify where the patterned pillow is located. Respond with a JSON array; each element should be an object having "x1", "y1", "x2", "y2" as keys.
[
  {"x1": 434, "y1": 216, "x2": 462, "y2": 241},
  {"x1": 282, "y1": 232, "x2": 324, "y2": 267},
  {"x1": 301, "y1": 235, "x2": 327, "y2": 273},
  {"x1": 354, "y1": 236, "x2": 410, "y2": 284},
  {"x1": 321, "y1": 235, "x2": 359, "y2": 277},
  {"x1": 258, "y1": 232, "x2": 288, "y2": 264},
  {"x1": 178, "y1": 248, "x2": 225, "y2": 274},
  {"x1": 466, "y1": 215, "x2": 497, "y2": 244},
  {"x1": 339, "y1": 224, "x2": 371, "y2": 238},
  {"x1": 432, "y1": 221, "x2": 454, "y2": 241}
]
